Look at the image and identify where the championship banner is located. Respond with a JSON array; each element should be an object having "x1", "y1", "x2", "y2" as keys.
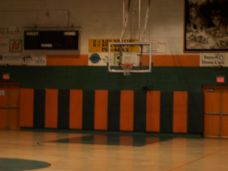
[
  {"x1": 200, "y1": 53, "x2": 228, "y2": 67},
  {"x1": 0, "y1": 54, "x2": 47, "y2": 66},
  {"x1": 0, "y1": 27, "x2": 22, "y2": 53},
  {"x1": 0, "y1": 38, "x2": 9, "y2": 53},
  {"x1": 88, "y1": 39, "x2": 137, "y2": 66},
  {"x1": 88, "y1": 39, "x2": 138, "y2": 52}
]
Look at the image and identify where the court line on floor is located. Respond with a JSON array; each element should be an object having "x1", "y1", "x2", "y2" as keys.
[{"x1": 167, "y1": 150, "x2": 220, "y2": 171}]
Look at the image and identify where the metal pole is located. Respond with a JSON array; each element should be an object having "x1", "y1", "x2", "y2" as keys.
[
  {"x1": 120, "y1": 0, "x2": 131, "y2": 41},
  {"x1": 138, "y1": 0, "x2": 141, "y2": 41},
  {"x1": 123, "y1": 0, "x2": 125, "y2": 30}
]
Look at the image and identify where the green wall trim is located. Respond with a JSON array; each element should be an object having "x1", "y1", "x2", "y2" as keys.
[{"x1": 1, "y1": 66, "x2": 227, "y2": 91}]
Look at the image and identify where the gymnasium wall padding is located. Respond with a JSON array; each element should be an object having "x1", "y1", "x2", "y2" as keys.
[
  {"x1": 108, "y1": 91, "x2": 120, "y2": 131},
  {"x1": 19, "y1": 88, "x2": 200, "y2": 134},
  {"x1": 20, "y1": 89, "x2": 34, "y2": 128},
  {"x1": 94, "y1": 90, "x2": 108, "y2": 131},
  {"x1": 120, "y1": 90, "x2": 134, "y2": 131},
  {"x1": 69, "y1": 90, "x2": 83, "y2": 129},
  {"x1": 82, "y1": 90, "x2": 95, "y2": 130},
  {"x1": 160, "y1": 92, "x2": 173, "y2": 133},
  {"x1": 173, "y1": 91, "x2": 188, "y2": 133},
  {"x1": 146, "y1": 91, "x2": 160, "y2": 132},
  {"x1": 134, "y1": 90, "x2": 146, "y2": 132},
  {"x1": 58, "y1": 89, "x2": 70, "y2": 129},
  {"x1": 33, "y1": 89, "x2": 45, "y2": 128},
  {"x1": 4, "y1": 66, "x2": 228, "y2": 134},
  {"x1": 45, "y1": 89, "x2": 58, "y2": 128}
]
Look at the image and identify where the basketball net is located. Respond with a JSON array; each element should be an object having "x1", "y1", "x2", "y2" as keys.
[{"x1": 121, "y1": 63, "x2": 133, "y2": 76}]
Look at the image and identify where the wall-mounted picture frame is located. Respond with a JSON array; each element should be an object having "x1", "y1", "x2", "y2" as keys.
[{"x1": 184, "y1": 0, "x2": 228, "y2": 52}]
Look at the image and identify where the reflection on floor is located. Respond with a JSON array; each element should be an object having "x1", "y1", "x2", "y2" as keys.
[
  {"x1": 0, "y1": 158, "x2": 51, "y2": 171},
  {"x1": 1, "y1": 130, "x2": 228, "y2": 171},
  {"x1": 50, "y1": 133, "x2": 172, "y2": 146}
]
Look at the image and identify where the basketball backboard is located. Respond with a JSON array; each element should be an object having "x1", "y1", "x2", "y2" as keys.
[{"x1": 108, "y1": 42, "x2": 152, "y2": 75}]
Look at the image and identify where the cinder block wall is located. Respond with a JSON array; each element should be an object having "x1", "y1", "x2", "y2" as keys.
[
  {"x1": 0, "y1": 0, "x2": 184, "y2": 54},
  {"x1": 0, "y1": 0, "x2": 227, "y2": 135}
]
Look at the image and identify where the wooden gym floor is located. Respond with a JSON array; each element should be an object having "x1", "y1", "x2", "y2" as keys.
[{"x1": 0, "y1": 130, "x2": 228, "y2": 171}]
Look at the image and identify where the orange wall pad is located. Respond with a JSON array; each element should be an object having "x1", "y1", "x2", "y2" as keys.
[
  {"x1": 45, "y1": 89, "x2": 58, "y2": 128},
  {"x1": 204, "y1": 89, "x2": 220, "y2": 114},
  {"x1": 204, "y1": 115, "x2": 220, "y2": 137},
  {"x1": 69, "y1": 90, "x2": 83, "y2": 129},
  {"x1": 221, "y1": 116, "x2": 228, "y2": 137},
  {"x1": 94, "y1": 90, "x2": 108, "y2": 130},
  {"x1": 8, "y1": 109, "x2": 20, "y2": 130},
  {"x1": 221, "y1": 89, "x2": 228, "y2": 114},
  {"x1": 173, "y1": 91, "x2": 188, "y2": 133},
  {"x1": 120, "y1": 90, "x2": 134, "y2": 131},
  {"x1": 19, "y1": 89, "x2": 34, "y2": 128},
  {"x1": 146, "y1": 91, "x2": 160, "y2": 132}
]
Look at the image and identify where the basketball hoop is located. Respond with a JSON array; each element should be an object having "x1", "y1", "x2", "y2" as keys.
[
  {"x1": 108, "y1": 42, "x2": 152, "y2": 74},
  {"x1": 121, "y1": 63, "x2": 133, "y2": 76}
]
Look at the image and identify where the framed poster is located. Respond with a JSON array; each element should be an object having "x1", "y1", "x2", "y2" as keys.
[{"x1": 184, "y1": 0, "x2": 228, "y2": 51}]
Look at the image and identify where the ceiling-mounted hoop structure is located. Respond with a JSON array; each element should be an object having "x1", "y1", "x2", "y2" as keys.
[
  {"x1": 120, "y1": 0, "x2": 151, "y2": 42},
  {"x1": 120, "y1": 0, "x2": 131, "y2": 41},
  {"x1": 121, "y1": 63, "x2": 133, "y2": 76}
]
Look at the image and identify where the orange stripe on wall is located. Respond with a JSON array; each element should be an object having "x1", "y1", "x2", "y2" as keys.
[
  {"x1": 19, "y1": 88, "x2": 34, "y2": 128},
  {"x1": 47, "y1": 55, "x2": 88, "y2": 66},
  {"x1": 153, "y1": 55, "x2": 199, "y2": 67},
  {"x1": 69, "y1": 90, "x2": 83, "y2": 129},
  {"x1": 45, "y1": 89, "x2": 58, "y2": 128},
  {"x1": 173, "y1": 91, "x2": 188, "y2": 133},
  {"x1": 146, "y1": 91, "x2": 160, "y2": 132},
  {"x1": 46, "y1": 54, "x2": 199, "y2": 67},
  {"x1": 94, "y1": 90, "x2": 108, "y2": 130},
  {"x1": 120, "y1": 90, "x2": 134, "y2": 131}
]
